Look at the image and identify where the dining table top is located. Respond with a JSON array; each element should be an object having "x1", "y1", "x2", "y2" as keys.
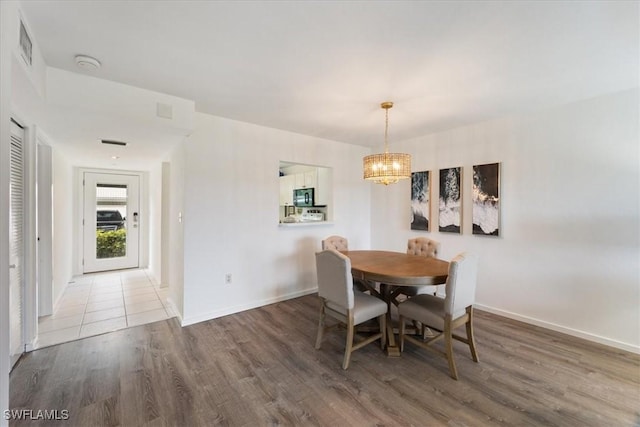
[{"x1": 340, "y1": 250, "x2": 450, "y2": 286}]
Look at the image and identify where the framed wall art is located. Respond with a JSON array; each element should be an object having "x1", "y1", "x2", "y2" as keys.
[
  {"x1": 439, "y1": 167, "x2": 462, "y2": 233},
  {"x1": 472, "y1": 162, "x2": 500, "y2": 236},
  {"x1": 410, "y1": 171, "x2": 430, "y2": 231}
]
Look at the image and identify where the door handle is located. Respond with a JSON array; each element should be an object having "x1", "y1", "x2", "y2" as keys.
[{"x1": 9, "y1": 264, "x2": 16, "y2": 269}]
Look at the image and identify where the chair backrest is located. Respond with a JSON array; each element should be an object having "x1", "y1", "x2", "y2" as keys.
[
  {"x1": 322, "y1": 235, "x2": 349, "y2": 251},
  {"x1": 407, "y1": 237, "x2": 440, "y2": 258},
  {"x1": 444, "y1": 252, "x2": 478, "y2": 316},
  {"x1": 315, "y1": 250, "x2": 354, "y2": 309}
]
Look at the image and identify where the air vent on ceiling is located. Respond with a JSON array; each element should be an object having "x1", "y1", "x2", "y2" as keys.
[{"x1": 101, "y1": 139, "x2": 128, "y2": 147}]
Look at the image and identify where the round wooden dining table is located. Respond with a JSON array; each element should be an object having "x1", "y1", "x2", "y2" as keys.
[{"x1": 340, "y1": 250, "x2": 450, "y2": 356}]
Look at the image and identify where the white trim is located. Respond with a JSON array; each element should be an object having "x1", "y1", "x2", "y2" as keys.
[
  {"x1": 36, "y1": 139, "x2": 52, "y2": 316},
  {"x1": 25, "y1": 337, "x2": 37, "y2": 352},
  {"x1": 22, "y1": 122, "x2": 38, "y2": 350},
  {"x1": 475, "y1": 304, "x2": 640, "y2": 355},
  {"x1": 164, "y1": 297, "x2": 183, "y2": 325},
  {"x1": 139, "y1": 171, "x2": 150, "y2": 269},
  {"x1": 181, "y1": 287, "x2": 318, "y2": 327},
  {"x1": 160, "y1": 162, "x2": 170, "y2": 287}
]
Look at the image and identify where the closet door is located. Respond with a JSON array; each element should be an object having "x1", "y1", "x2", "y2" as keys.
[{"x1": 9, "y1": 120, "x2": 25, "y2": 368}]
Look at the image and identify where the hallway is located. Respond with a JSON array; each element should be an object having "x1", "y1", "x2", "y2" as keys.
[{"x1": 36, "y1": 269, "x2": 174, "y2": 349}]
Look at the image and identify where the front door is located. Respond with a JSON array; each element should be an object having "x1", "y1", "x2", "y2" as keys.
[{"x1": 83, "y1": 172, "x2": 140, "y2": 273}]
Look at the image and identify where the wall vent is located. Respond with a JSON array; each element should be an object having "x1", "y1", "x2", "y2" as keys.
[
  {"x1": 101, "y1": 139, "x2": 128, "y2": 147},
  {"x1": 19, "y1": 20, "x2": 32, "y2": 66},
  {"x1": 156, "y1": 102, "x2": 173, "y2": 119}
]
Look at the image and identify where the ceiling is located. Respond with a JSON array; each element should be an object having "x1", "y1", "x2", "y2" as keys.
[{"x1": 19, "y1": 1, "x2": 639, "y2": 154}]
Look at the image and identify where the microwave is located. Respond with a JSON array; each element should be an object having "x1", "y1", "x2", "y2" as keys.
[{"x1": 293, "y1": 188, "x2": 315, "y2": 207}]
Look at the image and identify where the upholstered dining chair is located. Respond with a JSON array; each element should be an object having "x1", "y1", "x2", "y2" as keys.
[
  {"x1": 321, "y1": 235, "x2": 349, "y2": 251},
  {"x1": 322, "y1": 235, "x2": 370, "y2": 293},
  {"x1": 314, "y1": 249, "x2": 387, "y2": 369},
  {"x1": 388, "y1": 237, "x2": 442, "y2": 306},
  {"x1": 398, "y1": 252, "x2": 480, "y2": 380}
]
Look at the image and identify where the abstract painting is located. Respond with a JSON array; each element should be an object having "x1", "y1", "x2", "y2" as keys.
[
  {"x1": 439, "y1": 167, "x2": 462, "y2": 233},
  {"x1": 410, "y1": 171, "x2": 430, "y2": 231},
  {"x1": 472, "y1": 163, "x2": 500, "y2": 236}
]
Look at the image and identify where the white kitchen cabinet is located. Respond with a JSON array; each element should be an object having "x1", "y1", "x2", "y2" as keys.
[
  {"x1": 294, "y1": 173, "x2": 304, "y2": 189},
  {"x1": 294, "y1": 170, "x2": 317, "y2": 189},
  {"x1": 303, "y1": 170, "x2": 317, "y2": 189},
  {"x1": 315, "y1": 167, "x2": 330, "y2": 206},
  {"x1": 279, "y1": 175, "x2": 295, "y2": 205}
]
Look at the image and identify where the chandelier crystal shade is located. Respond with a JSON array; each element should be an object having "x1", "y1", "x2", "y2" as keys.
[{"x1": 363, "y1": 102, "x2": 411, "y2": 185}]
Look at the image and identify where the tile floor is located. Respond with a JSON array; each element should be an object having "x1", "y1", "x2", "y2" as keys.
[{"x1": 36, "y1": 269, "x2": 175, "y2": 349}]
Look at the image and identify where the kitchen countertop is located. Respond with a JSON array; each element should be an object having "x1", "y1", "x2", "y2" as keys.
[{"x1": 278, "y1": 221, "x2": 334, "y2": 227}]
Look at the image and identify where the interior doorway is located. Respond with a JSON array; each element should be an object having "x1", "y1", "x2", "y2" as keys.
[{"x1": 83, "y1": 172, "x2": 140, "y2": 273}]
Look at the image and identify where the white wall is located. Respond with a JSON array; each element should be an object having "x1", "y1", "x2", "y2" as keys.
[
  {"x1": 47, "y1": 67, "x2": 194, "y2": 131},
  {"x1": 51, "y1": 148, "x2": 73, "y2": 307},
  {"x1": 371, "y1": 89, "x2": 640, "y2": 352},
  {"x1": 180, "y1": 113, "x2": 371, "y2": 325},
  {"x1": 42, "y1": 68, "x2": 195, "y2": 172}
]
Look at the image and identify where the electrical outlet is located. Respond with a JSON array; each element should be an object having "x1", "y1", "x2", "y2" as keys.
[{"x1": 225, "y1": 273, "x2": 232, "y2": 284}]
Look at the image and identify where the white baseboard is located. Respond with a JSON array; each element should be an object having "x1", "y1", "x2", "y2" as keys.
[
  {"x1": 144, "y1": 268, "x2": 162, "y2": 287},
  {"x1": 164, "y1": 297, "x2": 183, "y2": 324},
  {"x1": 181, "y1": 287, "x2": 318, "y2": 327},
  {"x1": 475, "y1": 304, "x2": 640, "y2": 355},
  {"x1": 50, "y1": 278, "x2": 71, "y2": 315},
  {"x1": 25, "y1": 338, "x2": 38, "y2": 352}
]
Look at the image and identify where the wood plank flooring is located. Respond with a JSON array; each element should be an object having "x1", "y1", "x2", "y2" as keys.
[{"x1": 9, "y1": 294, "x2": 640, "y2": 426}]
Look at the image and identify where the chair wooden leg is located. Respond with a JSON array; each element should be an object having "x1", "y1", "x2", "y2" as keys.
[
  {"x1": 399, "y1": 315, "x2": 405, "y2": 352},
  {"x1": 411, "y1": 320, "x2": 421, "y2": 334},
  {"x1": 466, "y1": 306, "x2": 479, "y2": 363},
  {"x1": 342, "y1": 314, "x2": 355, "y2": 370},
  {"x1": 444, "y1": 316, "x2": 458, "y2": 380},
  {"x1": 314, "y1": 302, "x2": 326, "y2": 350}
]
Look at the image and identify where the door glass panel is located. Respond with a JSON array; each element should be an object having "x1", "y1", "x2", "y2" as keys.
[{"x1": 96, "y1": 183, "x2": 127, "y2": 259}]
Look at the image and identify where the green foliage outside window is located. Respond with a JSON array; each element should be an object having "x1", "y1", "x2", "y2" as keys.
[{"x1": 96, "y1": 229, "x2": 126, "y2": 258}]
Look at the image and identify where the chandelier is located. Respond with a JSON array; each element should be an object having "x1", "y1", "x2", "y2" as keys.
[{"x1": 363, "y1": 102, "x2": 411, "y2": 185}]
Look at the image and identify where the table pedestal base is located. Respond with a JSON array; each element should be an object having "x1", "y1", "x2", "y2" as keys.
[{"x1": 385, "y1": 345, "x2": 401, "y2": 357}]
